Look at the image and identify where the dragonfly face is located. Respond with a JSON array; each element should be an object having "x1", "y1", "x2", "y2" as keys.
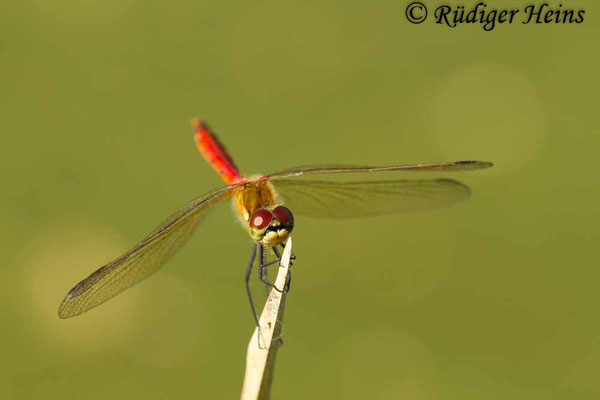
[{"x1": 248, "y1": 206, "x2": 295, "y2": 246}]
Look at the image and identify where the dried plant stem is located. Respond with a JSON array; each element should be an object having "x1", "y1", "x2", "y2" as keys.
[{"x1": 240, "y1": 237, "x2": 293, "y2": 400}]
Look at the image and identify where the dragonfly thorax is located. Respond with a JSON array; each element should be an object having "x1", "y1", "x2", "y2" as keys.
[{"x1": 234, "y1": 180, "x2": 278, "y2": 222}]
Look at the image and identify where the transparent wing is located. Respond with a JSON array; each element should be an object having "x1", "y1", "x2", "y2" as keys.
[
  {"x1": 265, "y1": 160, "x2": 493, "y2": 179},
  {"x1": 273, "y1": 178, "x2": 471, "y2": 218},
  {"x1": 58, "y1": 185, "x2": 236, "y2": 318}
]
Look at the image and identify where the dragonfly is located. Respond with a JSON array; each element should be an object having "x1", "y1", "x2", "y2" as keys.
[{"x1": 58, "y1": 119, "x2": 493, "y2": 325}]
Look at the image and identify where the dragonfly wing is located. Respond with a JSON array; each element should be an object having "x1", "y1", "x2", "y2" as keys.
[
  {"x1": 272, "y1": 178, "x2": 471, "y2": 218},
  {"x1": 58, "y1": 185, "x2": 236, "y2": 318},
  {"x1": 265, "y1": 160, "x2": 493, "y2": 179}
]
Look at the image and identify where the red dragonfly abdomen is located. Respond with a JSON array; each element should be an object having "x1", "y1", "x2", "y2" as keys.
[{"x1": 193, "y1": 119, "x2": 243, "y2": 185}]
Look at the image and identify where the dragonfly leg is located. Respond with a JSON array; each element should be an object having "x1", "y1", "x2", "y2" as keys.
[
  {"x1": 245, "y1": 242, "x2": 260, "y2": 329},
  {"x1": 274, "y1": 244, "x2": 296, "y2": 266},
  {"x1": 259, "y1": 245, "x2": 289, "y2": 294},
  {"x1": 258, "y1": 244, "x2": 270, "y2": 298},
  {"x1": 272, "y1": 245, "x2": 281, "y2": 260},
  {"x1": 258, "y1": 247, "x2": 285, "y2": 297}
]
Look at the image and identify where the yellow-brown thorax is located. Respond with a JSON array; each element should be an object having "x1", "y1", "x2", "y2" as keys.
[{"x1": 234, "y1": 180, "x2": 279, "y2": 222}]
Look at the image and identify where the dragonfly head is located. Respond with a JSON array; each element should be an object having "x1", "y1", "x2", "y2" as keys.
[{"x1": 248, "y1": 206, "x2": 294, "y2": 246}]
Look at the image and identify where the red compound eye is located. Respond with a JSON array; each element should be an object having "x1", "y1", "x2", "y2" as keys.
[
  {"x1": 250, "y1": 209, "x2": 272, "y2": 229},
  {"x1": 273, "y1": 206, "x2": 294, "y2": 225}
]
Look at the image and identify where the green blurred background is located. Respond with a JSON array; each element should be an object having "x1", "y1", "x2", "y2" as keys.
[{"x1": 2, "y1": 0, "x2": 599, "y2": 398}]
